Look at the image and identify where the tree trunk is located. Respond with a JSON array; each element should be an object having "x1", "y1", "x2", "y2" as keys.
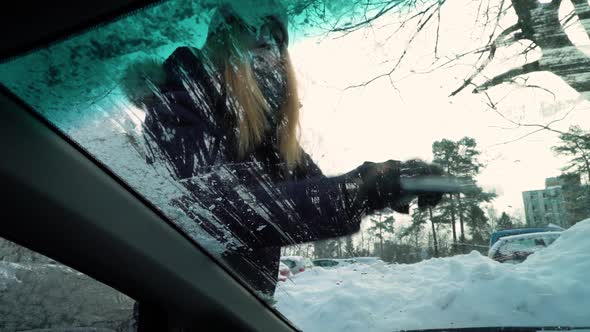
[
  {"x1": 379, "y1": 229, "x2": 384, "y2": 258},
  {"x1": 429, "y1": 207, "x2": 439, "y2": 258},
  {"x1": 584, "y1": 158, "x2": 590, "y2": 185},
  {"x1": 360, "y1": 229, "x2": 365, "y2": 253},
  {"x1": 448, "y1": 193, "x2": 458, "y2": 253},
  {"x1": 457, "y1": 193, "x2": 466, "y2": 253},
  {"x1": 476, "y1": 0, "x2": 590, "y2": 100}
]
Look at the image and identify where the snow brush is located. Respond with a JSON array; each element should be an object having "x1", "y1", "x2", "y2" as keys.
[
  {"x1": 398, "y1": 175, "x2": 481, "y2": 210},
  {"x1": 400, "y1": 175, "x2": 479, "y2": 195}
]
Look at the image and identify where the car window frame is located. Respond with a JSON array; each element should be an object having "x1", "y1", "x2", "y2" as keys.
[{"x1": 0, "y1": 79, "x2": 297, "y2": 331}]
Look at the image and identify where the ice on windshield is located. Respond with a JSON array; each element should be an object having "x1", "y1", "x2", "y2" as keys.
[{"x1": 1, "y1": 0, "x2": 590, "y2": 331}]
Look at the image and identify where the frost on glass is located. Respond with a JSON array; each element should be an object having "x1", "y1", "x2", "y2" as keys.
[
  {"x1": 0, "y1": 0, "x2": 375, "y2": 305},
  {"x1": 0, "y1": 1, "x2": 221, "y2": 249},
  {"x1": 2, "y1": 0, "x2": 590, "y2": 331}
]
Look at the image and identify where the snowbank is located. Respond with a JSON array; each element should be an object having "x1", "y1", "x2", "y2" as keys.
[
  {"x1": 0, "y1": 261, "x2": 135, "y2": 331},
  {"x1": 275, "y1": 219, "x2": 590, "y2": 331}
]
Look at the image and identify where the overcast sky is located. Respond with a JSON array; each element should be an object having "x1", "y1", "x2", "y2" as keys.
[{"x1": 288, "y1": 0, "x2": 590, "y2": 221}]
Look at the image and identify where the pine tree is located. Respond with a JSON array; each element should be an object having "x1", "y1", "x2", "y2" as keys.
[
  {"x1": 496, "y1": 212, "x2": 513, "y2": 230},
  {"x1": 407, "y1": 207, "x2": 439, "y2": 257},
  {"x1": 314, "y1": 239, "x2": 339, "y2": 258},
  {"x1": 432, "y1": 137, "x2": 492, "y2": 253},
  {"x1": 466, "y1": 205, "x2": 491, "y2": 252},
  {"x1": 461, "y1": 187, "x2": 496, "y2": 249},
  {"x1": 368, "y1": 213, "x2": 395, "y2": 258},
  {"x1": 401, "y1": 213, "x2": 425, "y2": 249},
  {"x1": 552, "y1": 126, "x2": 590, "y2": 183},
  {"x1": 402, "y1": 208, "x2": 427, "y2": 260},
  {"x1": 486, "y1": 206, "x2": 499, "y2": 230},
  {"x1": 344, "y1": 235, "x2": 355, "y2": 258}
]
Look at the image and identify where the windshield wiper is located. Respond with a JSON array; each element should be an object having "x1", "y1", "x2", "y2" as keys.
[{"x1": 398, "y1": 326, "x2": 590, "y2": 332}]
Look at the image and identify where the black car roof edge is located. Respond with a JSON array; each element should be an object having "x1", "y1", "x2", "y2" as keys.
[{"x1": 0, "y1": 0, "x2": 163, "y2": 62}]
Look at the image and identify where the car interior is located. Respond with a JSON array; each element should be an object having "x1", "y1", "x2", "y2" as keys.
[{"x1": 0, "y1": 1, "x2": 298, "y2": 331}]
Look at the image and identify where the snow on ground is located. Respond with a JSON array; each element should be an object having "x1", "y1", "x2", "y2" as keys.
[
  {"x1": 0, "y1": 261, "x2": 135, "y2": 331},
  {"x1": 275, "y1": 219, "x2": 590, "y2": 332}
]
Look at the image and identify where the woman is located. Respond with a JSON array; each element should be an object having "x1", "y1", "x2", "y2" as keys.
[{"x1": 123, "y1": 4, "x2": 443, "y2": 301}]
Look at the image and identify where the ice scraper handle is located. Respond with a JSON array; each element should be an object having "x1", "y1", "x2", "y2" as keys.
[{"x1": 400, "y1": 176, "x2": 478, "y2": 194}]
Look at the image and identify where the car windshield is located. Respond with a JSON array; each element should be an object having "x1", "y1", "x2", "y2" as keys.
[{"x1": 1, "y1": 0, "x2": 590, "y2": 331}]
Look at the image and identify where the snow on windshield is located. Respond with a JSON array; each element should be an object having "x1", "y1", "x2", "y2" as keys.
[{"x1": 276, "y1": 219, "x2": 590, "y2": 332}]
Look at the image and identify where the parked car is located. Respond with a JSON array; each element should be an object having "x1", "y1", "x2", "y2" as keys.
[
  {"x1": 353, "y1": 257, "x2": 385, "y2": 265},
  {"x1": 489, "y1": 225, "x2": 564, "y2": 247},
  {"x1": 278, "y1": 262, "x2": 292, "y2": 282},
  {"x1": 312, "y1": 258, "x2": 355, "y2": 268},
  {"x1": 280, "y1": 256, "x2": 312, "y2": 274},
  {"x1": 488, "y1": 231, "x2": 561, "y2": 263}
]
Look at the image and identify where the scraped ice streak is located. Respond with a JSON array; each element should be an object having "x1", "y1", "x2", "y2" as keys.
[{"x1": 276, "y1": 219, "x2": 590, "y2": 332}]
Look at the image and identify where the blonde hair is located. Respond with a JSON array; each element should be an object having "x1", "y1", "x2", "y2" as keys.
[{"x1": 218, "y1": 23, "x2": 302, "y2": 168}]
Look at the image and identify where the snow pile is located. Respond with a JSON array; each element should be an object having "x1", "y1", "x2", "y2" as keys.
[
  {"x1": 275, "y1": 219, "x2": 590, "y2": 332},
  {"x1": 0, "y1": 261, "x2": 135, "y2": 331}
]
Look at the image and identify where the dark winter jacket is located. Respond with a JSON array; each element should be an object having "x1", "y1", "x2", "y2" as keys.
[{"x1": 137, "y1": 46, "x2": 378, "y2": 296}]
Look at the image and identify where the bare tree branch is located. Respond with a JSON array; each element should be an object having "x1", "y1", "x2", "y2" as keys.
[
  {"x1": 490, "y1": 127, "x2": 547, "y2": 147},
  {"x1": 331, "y1": 0, "x2": 408, "y2": 33},
  {"x1": 434, "y1": 0, "x2": 442, "y2": 59},
  {"x1": 345, "y1": 0, "x2": 445, "y2": 89},
  {"x1": 449, "y1": 23, "x2": 519, "y2": 97},
  {"x1": 313, "y1": 0, "x2": 590, "y2": 101},
  {"x1": 487, "y1": 101, "x2": 579, "y2": 147},
  {"x1": 473, "y1": 60, "x2": 540, "y2": 93}
]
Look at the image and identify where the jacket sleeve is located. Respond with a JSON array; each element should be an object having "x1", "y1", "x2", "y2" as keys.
[
  {"x1": 142, "y1": 94, "x2": 374, "y2": 249},
  {"x1": 251, "y1": 167, "x2": 368, "y2": 246},
  {"x1": 171, "y1": 152, "x2": 372, "y2": 249}
]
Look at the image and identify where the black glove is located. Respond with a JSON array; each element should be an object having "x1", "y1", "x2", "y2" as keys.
[
  {"x1": 354, "y1": 160, "x2": 404, "y2": 213},
  {"x1": 350, "y1": 159, "x2": 444, "y2": 214},
  {"x1": 399, "y1": 159, "x2": 444, "y2": 209}
]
